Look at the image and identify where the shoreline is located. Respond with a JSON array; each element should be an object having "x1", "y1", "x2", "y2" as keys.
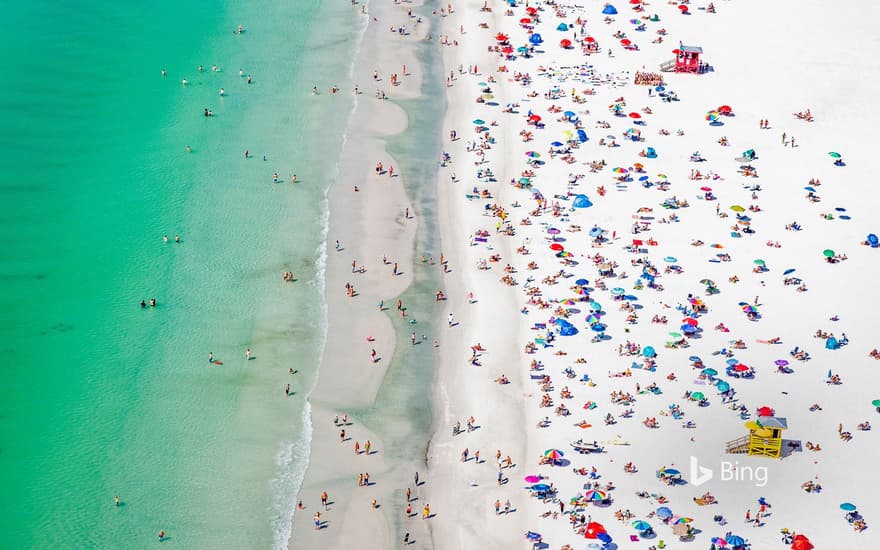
[{"x1": 290, "y1": 0, "x2": 438, "y2": 548}]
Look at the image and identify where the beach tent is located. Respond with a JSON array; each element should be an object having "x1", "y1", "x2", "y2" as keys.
[
  {"x1": 573, "y1": 194, "x2": 593, "y2": 208},
  {"x1": 825, "y1": 337, "x2": 839, "y2": 349},
  {"x1": 577, "y1": 129, "x2": 589, "y2": 142},
  {"x1": 602, "y1": 4, "x2": 618, "y2": 15},
  {"x1": 646, "y1": 147, "x2": 657, "y2": 158}
]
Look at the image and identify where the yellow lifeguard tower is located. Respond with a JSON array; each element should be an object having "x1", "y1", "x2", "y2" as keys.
[{"x1": 725, "y1": 417, "x2": 787, "y2": 458}]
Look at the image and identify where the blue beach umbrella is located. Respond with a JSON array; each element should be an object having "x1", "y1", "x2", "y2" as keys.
[
  {"x1": 716, "y1": 381, "x2": 731, "y2": 392},
  {"x1": 643, "y1": 346, "x2": 656, "y2": 358},
  {"x1": 611, "y1": 287, "x2": 625, "y2": 295},
  {"x1": 702, "y1": 368, "x2": 718, "y2": 376},
  {"x1": 656, "y1": 506, "x2": 672, "y2": 519},
  {"x1": 575, "y1": 278, "x2": 589, "y2": 286},
  {"x1": 472, "y1": 119, "x2": 485, "y2": 125},
  {"x1": 530, "y1": 483, "x2": 551, "y2": 491},
  {"x1": 726, "y1": 358, "x2": 739, "y2": 366},
  {"x1": 840, "y1": 502, "x2": 857, "y2": 511},
  {"x1": 551, "y1": 141, "x2": 564, "y2": 147},
  {"x1": 726, "y1": 535, "x2": 746, "y2": 546}
]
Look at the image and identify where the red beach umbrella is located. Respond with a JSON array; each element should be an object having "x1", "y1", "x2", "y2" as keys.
[
  {"x1": 496, "y1": 33, "x2": 509, "y2": 42},
  {"x1": 585, "y1": 36, "x2": 596, "y2": 43},
  {"x1": 757, "y1": 406, "x2": 774, "y2": 417},
  {"x1": 628, "y1": 111, "x2": 641, "y2": 119},
  {"x1": 630, "y1": 0, "x2": 642, "y2": 3},
  {"x1": 672, "y1": 48, "x2": 682, "y2": 54},
  {"x1": 733, "y1": 364, "x2": 750, "y2": 372},
  {"x1": 682, "y1": 318, "x2": 698, "y2": 326},
  {"x1": 529, "y1": 113, "x2": 542, "y2": 122},
  {"x1": 520, "y1": 17, "x2": 532, "y2": 24},
  {"x1": 678, "y1": 4, "x2": 689, "y2": 11},
  {"x1": 718, "y1": 105, "x2": 733, "y2": 115},
  {"x1": 502, "y1": 46, "x2": 514, "y2": 54},
  {"x1": 550, "y1": 243, "x2": 564, "y2": 251},
  {"x1": 560, "y1": 38, "x2": 572, "y2": 48},
  {"x1": 584, "y1": 522, "x2": 607, "y2": 539},
  {"x1": 526, "y1": 6, "x2": 537, "y2": 14},
  {"x1": 620, "y1": 38, "x2": 632, "y2": 46}
]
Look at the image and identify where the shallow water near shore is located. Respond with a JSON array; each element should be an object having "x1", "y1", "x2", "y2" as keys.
[{"x1": 0, "y1": 1, "x2": 360, "y2": 547}]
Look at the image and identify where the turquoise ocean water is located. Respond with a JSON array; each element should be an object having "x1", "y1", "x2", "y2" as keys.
[{"x1": 0, "y1": 1, "x2": 363, "y2": 547}]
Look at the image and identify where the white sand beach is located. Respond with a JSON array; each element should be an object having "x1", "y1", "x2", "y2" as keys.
[{"x1": 294, "y1": 0, "x2": 880, "y2": 548}]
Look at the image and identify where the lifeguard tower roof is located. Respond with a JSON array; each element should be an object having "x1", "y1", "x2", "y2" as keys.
[
  {"x1": 759, "y1": 417, "x2": 787, "y2": 430},
  {"x1": 680, "y1": 44, "x2": 703, "y2": 54}
]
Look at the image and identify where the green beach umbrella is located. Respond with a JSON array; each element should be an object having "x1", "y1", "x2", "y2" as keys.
[
  {"x1": 754, "y1": 259, "x2": 765, "y2": 265},
  {"x1": 669, "y1": 332, "x2": 682, "y2": 339},
  {"x1": 691, "y1": 391, "x2": 705, "y2": 401},
  {"x1": 823, "y1": 249, "x2": 835, "y2": 257},
  {"x1": 716, "y1": 381, "x2": 731, "y2": 392},
  {"x1": 872, "y1": 399, "x2": 880, "y2": 407},
  {"x1": 702, "y1": 368, "x2": 718, "y2": 376}
]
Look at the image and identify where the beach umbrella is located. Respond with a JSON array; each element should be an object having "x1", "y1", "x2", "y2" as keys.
[
  {"x1": 711, "y1": 537, "x2": 728, "y2": 546},
  {"x1": 632, "y1": 519, "x2": 651, "y2": 531},
  {"x1": 716, "y1": 381, "x2": 731, "y2": 392},
  {"x1": 706, "y1": 111, "x2": 719, "y2": 122},
  {"x1": 544, "y1": 449, "x2": 564, "y2": 459},
  {"x1": 584, "y1": 489, "x2": 608, "y2": 500},
  {"x1": 621, "y1": 38, "x2": 632, "y2": 46},
  {"x1": 689, "y1": 355, "x2": 702, "y2": 362},
  {"x1": 702, "y1": 368, "x2": 718, "y2": 376},
  {"x1": 590, "y1": 301, "x2": 602, "y2": 311},
  {"x1": 718, "y1": 105, "x2": 733, "y2": 114},
  {"x1": 675, "y1": 516, "x2": 694, "y2": 524},
  {"x1": 611, "y1": 287, "x2": 625, "y2": 295},
  {"x1": 710, "y1": 243, "x2": 724, "y2": 248},
  {"x1": 524, "y1": 475, "x2": 542, "y2": 483},
  {"x1": 526, "y1": 531, "x2": 542, "y2": 541},
  {"x1": 733, "y1": 364, "x2": 749, "y2": 372},
  {"x1": 828, "y1": 152, "x2": 841, "y2": 158},
  {"x1": 496, "y1": 33, "x2": 509, "y2": 42},
  {"x1": 700, "y1": 279, "x2": 715, "y2": 286},
  {"x1": 629, "y1": 111, "x2": 641, "y2": 119},
  {"x1": 597, "y1": 532, "x2": 612, "y2": 544},
  {"x1": 550, "y1": 243, "x2": 564, "y2": 251},
  {"x1": 823, "y1": 249, "x2": 835, "y2": 257},
  {"x1": 529, "y1": 34, "x2": 543, "y2": 45},
  {"x1": 526, "y1": 151, "x2": 540, "y2": 158},
  {"x1": 783, "y1": 268, "x2": 796, "y2": 275},
  {"x1": 585, "y1": 36, "x2": 596, "y2": 43},
  {"x1": 501, "y1": 46, "x2": 514, "y2": 54},
  {"x1": 804, "y1": 186, "x2": 816, "y2": 192},
  {"x1": 560, "y1": 38, "x2": 573, "y2": 48},
  {"x1": 775, "y1": 359, "x2": 789, "y2": 366},
  {"x1": 589, "y1": 226, "x2": 604, "y2": 237},
  {"x1": 528, "y1": 113, "x2": 541, "y2": 122},
  {"x1": 872, "y1": 399, "x2": 880, "y2": 407},
  {"x1": 840, "y1": 502, "x2": 857, "y2": 511},
  {"x1": 612, "y1": 167, "x2": 628, "y2": 173},
  {"x1": 691, "y1": 392, "x2": 704, "y2": 401},
  {"x1": 530, "y1": 483, "x2": 551, "y2": 491},
  {"x1": 700, "y1": 186, "x2": 713, "y2": 192},
  {"x1": 551, "y1": 141, "x2": 564, "y2": 147},
  {"x1": 575, "y1": 278, "x2": 589, "y2": 286},
  {"x1": 520, "y1": 17, "x2": 533, "y2": 24},
  {"x1": 669, "y1": 332, "x2": 682, "y2": 339},
  {"x1": 639, "y1": 175, "x2": 649, "y2": 181},
  {"x1": 730, "y1": 205, "x2": 745, "y2": 212},
  {"x1": 643, "y1": 345, "x2": 656, "y2": 357},
  {"x1": 683, "y1": 318, "x2": 698, "y2": 326},
  {"x1": 656, "y1": 506, "x2": 673, "y2": 519},
  {"x1": 547, "y1": 227, "x2": 560, "y2": 235},
  {"x1": 792, "y1": 536, "x2": 814, "y2": 550},
  {"x1": 584, "y1": 522, "x2": 607, "y2": 538},
  {"x1": 726, "y1": 535, "x2": 746, "y2": 546},
  {"x1": 472, "y1": 119, "x2": 485, "y2": 125},
  {"x1": 591, "y1": 323, "x2": 606, "y2": 332},
  {"x1": 681, "y1": 324, "x2": 697, "y2": 333},
  {"x1": 664, "y1": 256, "x2": 677, "y2": 263},
  {"x1": 662, "y1": 468, "x2": 680, "y2": 475},
  {"x1": 754, "y1": 259, "x2": 765, "y2": 265},
  {"x1": 757, "y1": 406, "x2": 773, "y2": 416},
  {"x1": 726, "y1": 358, "x2": 739, "y2": 365},
  {"x1": 526, "y1": 6, "x2": 537, "y2": 14}
]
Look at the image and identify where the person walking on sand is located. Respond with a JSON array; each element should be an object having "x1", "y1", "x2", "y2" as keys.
[
  {"x1": 355, "y1": 441, "x2": 360, "y2": 454},
  {"x1": 495, "y1": 499, "x2": 501, "y2": 515},
  {"x1": 411, "y1": 332, "x2": 417, "y2": 345},
  {"x1": 245, "y1": 348, "x2": 251, "y2": 360},
  {"x1": 285, "y1": 383, "x2": 290, "y2": 396},
  {"x1": 422, "y1": 504, "x2": 430, "y2": 519},
  {"x1": 365, "y1": 440, "x2": 372, "y2": 454},
  {"x1": 321, "y1": 491, "x2": 329, "y2": 510},
  {"x1": 405, "y1": 503, "x2": 412, "y2": 517},
  {"x1": 448, "y1": 312, "x2": 455, "y2": 327},
  {"x1": 406, "y1": 487, "x2": 412, "y2": 501}
]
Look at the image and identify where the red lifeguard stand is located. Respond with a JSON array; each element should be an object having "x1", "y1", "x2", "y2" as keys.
[{"x1": 674, "y1": 44, "x2": 703, "y2": 73}]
